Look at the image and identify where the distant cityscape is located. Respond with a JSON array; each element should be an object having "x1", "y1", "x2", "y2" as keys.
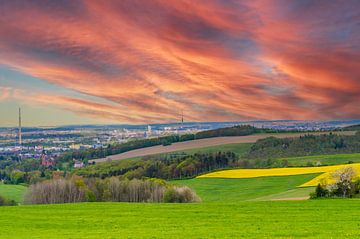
[{"x1": 1, "y1": 117, "x2": 360, "y2": 163}]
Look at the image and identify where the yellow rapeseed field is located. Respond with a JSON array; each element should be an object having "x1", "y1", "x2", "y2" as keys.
[{"x1": 197, "y1": 163, "x2": 360, "y2": 187}]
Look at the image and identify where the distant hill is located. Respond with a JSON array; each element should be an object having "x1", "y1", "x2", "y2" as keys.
[{"x1": 342, "y1": 124, "x2": 360, "y2": 131}]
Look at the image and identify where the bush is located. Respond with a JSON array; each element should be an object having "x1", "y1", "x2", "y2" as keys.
[
  {"x1": 315, "y1": 184, "x2": 328, "y2": 197},
  {"x1": 0, "y1": 195, "x2": 5, "y2": 206},
  {"x1": 0, "y1": 195, "x2": 17, "y2": 206},
  {"x1": 164, "y1": 186, "x2": 201, "y2": 203}
]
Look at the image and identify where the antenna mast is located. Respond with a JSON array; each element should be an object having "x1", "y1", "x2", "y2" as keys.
[{"x1": 18, "y1": 107, "x2": 22, "y2": 145}]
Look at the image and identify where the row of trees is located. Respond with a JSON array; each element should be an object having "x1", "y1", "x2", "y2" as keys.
[
  {"x1": 76, "y1": 151, "x2": 238, "y2": 180},
  {"x1": 24, "y1": 177, "x2": 200, "y2": 204}
]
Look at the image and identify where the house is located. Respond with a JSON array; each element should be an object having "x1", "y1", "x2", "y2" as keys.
[
  {"x1": 74, "y1": 160, "x2": 84, "y2": 168},
  {"x1": 40, "y1": 150, "x2": 55, "y2": 167}
]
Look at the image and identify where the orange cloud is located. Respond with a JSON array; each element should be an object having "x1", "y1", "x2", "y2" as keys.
[{"x1": 0, "y1": 0, "x2": 359, "y2": 123}]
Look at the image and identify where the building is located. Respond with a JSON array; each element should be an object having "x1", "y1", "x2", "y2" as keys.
[
  {"x1": 74, "y1": 159, "x2": 84, "y2": 168},
  {"x1": 40, "y1": 150, "x2": 55, "y2": 167}
]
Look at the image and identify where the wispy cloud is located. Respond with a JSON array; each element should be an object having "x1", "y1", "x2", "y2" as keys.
[{"x1": 0, "y1": 0, "x2": 359, "y2": 123}]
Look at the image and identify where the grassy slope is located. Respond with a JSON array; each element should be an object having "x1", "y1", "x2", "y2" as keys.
[
  {"x1": 172, "y1": 174, "x2": 318, "y2": 202},
  {"x1": 1, "y1": 200, "x2": 360, "y2": 238},
  {"x1": 253, "y1": 187, "x2": 315, "y2": 201},
  {"x1": 285, "y1": 153, "x2": 360, "y2": 166},
  {"x1": 125, "y1": 142, "x2": 253, "y2": 160},
  {"x1": 0, "y1": 184, "x2": 27, "y2": 202},
  {"x1": 173, "y1": 142, "x2": 253, "y2": 156}
]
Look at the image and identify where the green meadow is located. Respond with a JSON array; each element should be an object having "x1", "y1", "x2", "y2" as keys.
[
  {"x1": 285, "y1": 153, "x2": 360, "y2": 166},
  {"x1": 0, "y1": 183, "x2": 27, "y2": 202},
  {"x1": 172, "y1": 174, "x2": 318, "y2": 202},
  {"x1": 1, "y1": 200, "x2": 360, "y2": 238}
]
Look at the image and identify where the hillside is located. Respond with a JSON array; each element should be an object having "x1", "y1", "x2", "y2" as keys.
[
  {"x1": 343, "y1": 124, "x2": 360, "y2": 131},
  {"x1": 172, "y1": 174, "x2": 318, "y2": 202},
  {"x1": 90, "y1": 131, "x2": 355, "y2": 163}
]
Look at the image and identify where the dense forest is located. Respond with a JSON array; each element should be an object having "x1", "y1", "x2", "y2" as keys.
[
  {"x1": 76, "y1": 151, "x2": 237, "y2": 180},
  {"x1": 246, "y1": 132, "x2": 360, "y2": 160}
]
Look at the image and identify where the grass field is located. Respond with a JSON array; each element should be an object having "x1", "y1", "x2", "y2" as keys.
[
  {"x1": 172, "y1": 142, "x2": 253, "y2": 156},
  {"x1": 285, "y1": 153, "x2": 360, "y2": 166},
  {"x1": 1, "y1": 200, "x2": 360, "y2": 238},
  {"x1": 173, "y1": 174, "x2": 318, "y2": 202},
  {"x1": 0, "y1": 183, "x2": 27, "y2": 202}
]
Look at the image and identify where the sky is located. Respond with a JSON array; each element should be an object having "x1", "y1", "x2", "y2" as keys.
[{"x1": 0, "y1": 0, "x2": 359, "y2": 126}]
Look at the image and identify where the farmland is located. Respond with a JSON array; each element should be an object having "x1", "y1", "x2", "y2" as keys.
[
  {"x1": 90, "y1": 131, "x2": 355, "y2": 163},
  {"x1": 198, "y1": 163, "x2": 360, "y2": 187},
  {"x1": 1, "y1": 200, "x2": 360, "y2": 238}
]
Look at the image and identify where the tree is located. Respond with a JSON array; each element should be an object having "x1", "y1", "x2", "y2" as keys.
[{"x1": 331, "y1": 167, "x2": 357, "y2": 198}]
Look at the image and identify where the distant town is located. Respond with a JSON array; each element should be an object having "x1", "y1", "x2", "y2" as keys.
[{"x1": 1, "y1": 116, "x2": 360, "y2": 165}]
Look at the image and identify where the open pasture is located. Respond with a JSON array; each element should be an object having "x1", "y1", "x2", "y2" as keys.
[
  {"x1": 0, "y1": 183, "x2": 27, "y2": 202},
  {"x1": 1, "y1": 200, "x2": 360, "y2": 238},
  {"x1": 173, "y1": 174, "x2": 318, "y2": 202}
]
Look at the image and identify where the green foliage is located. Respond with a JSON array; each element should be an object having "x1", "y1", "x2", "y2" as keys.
[
  {"x1": 247, "y1": 133, "x2": 360, "y2": 160},
  {"x1": 76, "y1": 151, "x2": 238, "y2": 180},
  {"x1": 0, "y1": 195, "x2": 17, "y2": 206}
]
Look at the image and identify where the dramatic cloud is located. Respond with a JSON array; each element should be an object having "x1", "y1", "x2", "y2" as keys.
[{"x1": 0, "y1": 0, "x2": 359, "y2": 123}]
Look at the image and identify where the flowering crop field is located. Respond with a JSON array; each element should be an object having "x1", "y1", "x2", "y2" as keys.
[{"x1": 197, "y1": 163, "x2": 360, "y2": 187}]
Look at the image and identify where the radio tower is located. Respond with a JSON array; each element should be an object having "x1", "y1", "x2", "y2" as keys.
[
  {"x1": 18, "y1": 107, "x2": 22, "y2": 146},
  {"x1": 181, "y1": 109, "x2": 184, "y2": 129}
]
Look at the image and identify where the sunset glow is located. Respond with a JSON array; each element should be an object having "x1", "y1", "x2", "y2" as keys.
[{"x1": 0, "y1": 0, "x2": 359, "y2": 126}]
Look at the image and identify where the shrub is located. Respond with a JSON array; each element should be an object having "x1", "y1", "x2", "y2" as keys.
[
  {"x1": 0, "y1": 195, "x2": 5, "y2": 206},
  {"x1": 0, "y1": 195, "x2": 17, "y2": 206},
  {"x1": 315, "y1": 184, "x2": 328, "y2": 198},
  {"x1": 164, "y1": 186, "x2": 201, "y2": 203}
]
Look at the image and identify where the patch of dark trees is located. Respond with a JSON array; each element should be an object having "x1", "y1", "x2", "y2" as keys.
[
  {"x1": 76, "y1": 151, "x2": 238, "y2": 180},
  {"x1": 246, "y1": 132, "x2": 360, "y2": 160}
]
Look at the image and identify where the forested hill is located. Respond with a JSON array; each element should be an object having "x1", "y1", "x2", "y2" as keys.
[
  {"x1": 76, "y1": 132, "x2": 360, "y2": 180},
  {"x1": 246, "y1": 132, "x2": 360, "y2": 160},
  {"x1": 57, "y1": 125, "x2": 278, "y2": 162},
  {"x1": 342, "y1": 124, "x2": 360, "y2": 131}
]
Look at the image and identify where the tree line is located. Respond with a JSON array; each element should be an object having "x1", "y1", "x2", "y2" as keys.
[
  {"x1": 76, "y1": 151, "x2": 238, "y2": 180},
  {"x1": 24, "y1": 177, "x2": 200, "y2": 204}
]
